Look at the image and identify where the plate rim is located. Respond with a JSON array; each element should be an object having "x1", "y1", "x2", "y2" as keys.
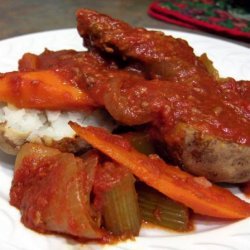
[{"x1": 0, "y1": 28, "x2": 249, "y2": 250}]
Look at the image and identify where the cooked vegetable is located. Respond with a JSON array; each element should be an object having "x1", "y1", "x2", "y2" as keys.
[
  {"x1": 94, "y1": 162, "x2": 141, "y2": 236},
  {"x1": 137, "y1": 183, "x2": 189, "y2": 231},
  {"x1": 14, "y1": 142, "x2": 60, "y2": 170},
  {"x1": 70, "y1": 123, "x2": 250, "y2": 219},
  {"x1": 10, "y1": 143, "x2": 104, "y2": 239},
  {"x1": 0, "y1": 70, "x2": 95, "y2": 110},
  {"x1": 199, "y1": 53, "x2": 219, "y2": 80},
  {"x1": 124, "y1": 132, "x2": 155, "y2": 155}
]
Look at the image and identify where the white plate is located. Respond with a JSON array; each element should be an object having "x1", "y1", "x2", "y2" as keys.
[{"x1": 0, "y1": 29, "x2": 250, "y2": 250}]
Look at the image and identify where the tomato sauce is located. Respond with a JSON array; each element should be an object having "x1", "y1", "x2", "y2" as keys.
[
  {"x1": 19, "y1": 49, "x2": 250, "y2": 146},
  {"x1": 76, "y1": 8, "x2": 250, "y2": 145},
  {"x1": 10, "y1": 156, "x2": 60, "y2": 231}
]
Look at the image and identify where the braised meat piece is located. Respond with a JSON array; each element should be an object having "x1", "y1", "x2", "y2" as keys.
[
  {"x1": 76, "y1": 8, "x2": 213, "y2": 83},
  {"x1": 17, "y1": 47, "x2": 250, "y2": 182},
  {"x1": 76, "y1": 9, "x2": 250, "y2": 108},
  {"x1": 76, "y1": 9, "x2": 250, "y2": 183}
]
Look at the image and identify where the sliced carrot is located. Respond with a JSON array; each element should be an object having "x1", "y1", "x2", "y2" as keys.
[
  {"x1": 70, "y1": 123, "x2": 250, "y2": 219},
  {"x1": 0, "y1": 70, "x2": 96, "y2": 110}
]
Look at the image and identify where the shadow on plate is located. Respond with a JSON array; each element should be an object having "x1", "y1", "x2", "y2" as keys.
[{"x1": 0, "y1": 150, "x2": 15, "y2": 169}]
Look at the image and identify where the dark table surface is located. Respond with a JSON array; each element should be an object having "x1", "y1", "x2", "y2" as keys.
[{"x1": 0, "y1": 0, "x2": 249, "y2": 47}]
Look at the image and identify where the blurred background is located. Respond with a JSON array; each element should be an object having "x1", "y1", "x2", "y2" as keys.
[
  {"x1": 0, "y1": 0, "x2": 171, "y2": 39},
  {"x1": 0, "y1": 0, "x2": 249, "y2": 46}
]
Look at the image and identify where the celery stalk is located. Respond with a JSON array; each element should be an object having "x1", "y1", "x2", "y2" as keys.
[
  {"x1": 126, "y1": 132, "x2": 155, "y2": 155},
  {"x1": 102, "y1": 172, "x2": 141, "y2": 236},
  {"x1": 137, "y1": 183, "x2": 190, "y2": 231}
]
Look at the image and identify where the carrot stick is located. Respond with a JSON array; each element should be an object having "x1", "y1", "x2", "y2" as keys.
[
  {"x1": 70, "y1": 123, "x2": 250, "y2": 219},
  {"x1": 0, "y1": 70, "x2": 96, "y2": 110}
]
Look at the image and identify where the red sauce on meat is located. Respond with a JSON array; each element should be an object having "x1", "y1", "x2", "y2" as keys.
[
  {"x1": 19, "y1": 50, "x2": 250, "y2": 145},
  {"x1": 76, "y1": 9, "x2": 250, "y2": 144}
]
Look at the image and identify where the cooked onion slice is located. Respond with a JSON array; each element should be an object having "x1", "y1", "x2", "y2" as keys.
[{"x1": 10, "y1": 143, "x2": 104, "y2": 239}]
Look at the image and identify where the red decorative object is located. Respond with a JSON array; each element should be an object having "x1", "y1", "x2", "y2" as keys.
[{"x1": 148, "y1": 0, "x2": 250, "y2": 41}]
